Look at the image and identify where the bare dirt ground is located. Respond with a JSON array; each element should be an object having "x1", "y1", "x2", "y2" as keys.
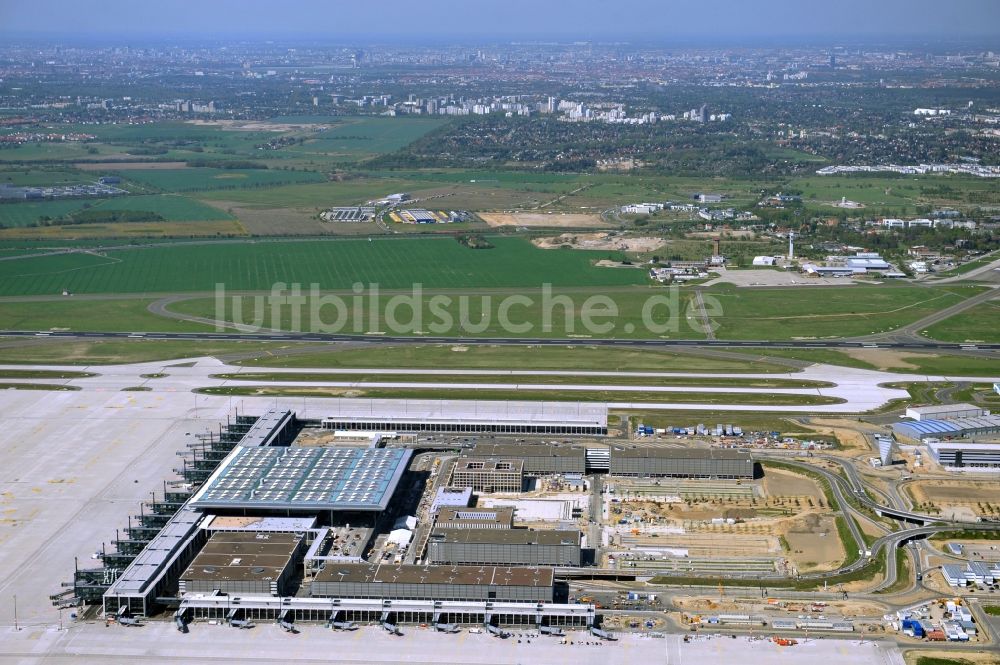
[
  {"x1": 805, "y1": 418, "x2": 872, "y2": 450},
  {"x1": 206, "y1": 202, "x2": 372, "y2": 236},
  {"x1": 763, "y1": 469, "x2": 826, "y2": 503},
  {"x1": 675, "y1": 596, "x2": 884, "y2": 618},
  {"x1": 186, "y1": 119, "x2": 314, "y2": 132},
  {"x1": 841, "y1": 348, "x2": 924, "y2": 371},
  {"x1": 784, "y1": 513, "x2": 845, "y2": 572},
  {"x1": 903, "y1": 650, "x2": 1000, "y2": 665},
  {"x1": 407, "y1": 186, "x2": 547, "y2": 211},
  {"x1": 905, "y1": 479, "x2": 1000, "y2": 522},
  {"x1": 480, "y1": 212, "x2": 607, "y2": 228},
  {"x1": 532, "y1": 232, "x2": 665, "y2": 252},
  {"x1": 74, "y1": 161, "x2": 192, "y2": 170},
  {"x1": 907, "y1": 480, "x2": 1000, "y2": 517}
]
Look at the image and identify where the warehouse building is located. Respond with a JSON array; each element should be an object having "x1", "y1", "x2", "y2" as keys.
[
  {"x1": 892, "y1": 415, "x2": 1000, "y2": 442},
  {"x1": 178, "y1": 532, "x2": 305, "y2": 596},
  {"x1": 311, "y1": 563, "x2": 554, "y2": 602},
  {"x1": 461, "y1": 443, "x2": 586, "y2": 475},
  {"x1": 427, "y1": 528, "x2": 581, "y2": 566},
  {"x1": 609, "y1": 447, "x2": 753, "y2": 479},
  {"x1": 927, "y1": 442, "x2": 1000, "y2": 470},
  {"x1": 452, "y1": 458, "x2": 524, "y2": 493},
  {"x1": 905, "y1": 404, "x2": 987, "y2": 421},
  {"x1": 433, "y1": 506, "x2": 515, "y2": 530},
  {"x1": 321, "y1": 399, "x2": 606, "y2": 435}
]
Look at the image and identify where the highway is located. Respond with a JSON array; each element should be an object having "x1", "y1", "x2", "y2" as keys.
[
  {"x1": 4, "y1": 329, "x2": 1000, "y2": 350},
  {"x1": 734, "y1": 455, "x2": 1000, "y2": 591}
]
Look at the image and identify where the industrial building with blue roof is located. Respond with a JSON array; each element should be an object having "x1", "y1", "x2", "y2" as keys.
[{"x1": 892, "y1": 415, "x2": 1000, "y2": 441}]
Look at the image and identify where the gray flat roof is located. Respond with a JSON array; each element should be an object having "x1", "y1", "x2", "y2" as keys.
[
  {"x1": 104, "y1": 504, "x2": 204, "y2": 597},
  {"x1": 202, "y1": 515, "x2": 317, "y2": 532},
  {"x1": 181, "y1": 532, "x2": 302, "y2": 583},
  {"x1": 611, "y1": 446, "x2": 751, "y2": 461},
  {"x1": 240, "y1": 408, "x2": 294, "y2": 447},
  {"x1": 321, "y1": 399, "x2": 606, "y2": 427},
  {"x1": 434, "y1": 506, "x2": 515, "y2": 527},
  {"x1": 313, "y1": 562, "x2": 554, "y2": 587},
  {"x1": 190, "y1": 446, "x2": 412, "y2": 512},
  {"x1": 465, "y1": 443, "x2": 587, "y2": 459},
  {"x1": 455, "y1": 458, "x2": 524, "y2": 473},
  {"x1": 907, "y1": 403, "x2": 982, "y2": 416},
  {"x1": 928, "y1": 441, "x2": 1000, "y2": 453},
  {"x1": 430, "y1": 528, "x2": 580, "y2": 546}
]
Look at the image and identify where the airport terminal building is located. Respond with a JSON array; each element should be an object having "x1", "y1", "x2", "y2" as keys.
[
  {"x1": 321, "y1": 399, "x2": 607, "y2": 435},
  {"x1": 311, "y1": 563, "x2": 555, "y2": 602},
  {"x1": 452, "y1": 458, "x2": 524, "y2": 493},
  {"x1": 609, "y1": 446, "x2": 753, "y2": 479},
  {"x1": 460, "y1": 442, "x2": 587, "y2": 475},
  {"x1": 427, "y1": 528, "x2": 582, "y2": 567},
  {"x1": 178, "y1": 531, "x2": 305, "y2": 596}
]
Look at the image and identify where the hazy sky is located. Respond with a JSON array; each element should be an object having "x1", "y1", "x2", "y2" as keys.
[{"x1": 1, "y1": 0, "x2": 998, "y2": 41}]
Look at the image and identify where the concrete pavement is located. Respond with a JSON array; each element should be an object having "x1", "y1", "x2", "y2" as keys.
[{"x1": 1, "y1": 356, "x2": 998, "y2": 414}]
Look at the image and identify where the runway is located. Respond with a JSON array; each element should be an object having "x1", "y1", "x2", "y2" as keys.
[
  {"x1": 3, "y1": 355, "x2": 998, "y2": 414},
  {"x1": 2, "y1": 329, "x2": 998, "y2": 350}
]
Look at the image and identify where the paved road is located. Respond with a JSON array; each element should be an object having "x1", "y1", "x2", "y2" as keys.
[{"x1": 5, "y1": 329, "x2": 1000, "y2": 350}]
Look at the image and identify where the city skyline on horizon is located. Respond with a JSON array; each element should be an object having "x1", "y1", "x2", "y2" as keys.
[{"x1": 1, "y1": 0, "x2": 998, "y2": 41}]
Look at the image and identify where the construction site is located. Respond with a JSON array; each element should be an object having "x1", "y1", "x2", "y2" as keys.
[{"x1": 598, "y1": 462, "x2": 844, "y2": 578}]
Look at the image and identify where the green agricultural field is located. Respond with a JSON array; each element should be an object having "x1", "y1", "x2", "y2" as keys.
[
  {"x1": 0, "y1": 298, "x2": 212, "y2": 332},
  {"x1": 0, "y1": 194, "x2": 234, "y2": 227},
  {"x1": 0, "y1": 169, "x2": 89, "y2": 186},
  {"x1": 78, "y1": 195, "x2": 236, "y2": 221},
  {"x1": 706, "y1": 283, "x2": 979, "y2": 340},
  {"x1": 281, "y1": 117, "x2": 447, "y2": 162},
  {"x1": 0, "y1": 200, "x2": 90, "y2": 227},
  {"x1": 118, "y1": 167, "x2": 325, "y2": 193},
  {"x1": 0, "y1": 141, "x2": 126, "y2": 162},
  {"x1": 170, "y1": 285, "x2": 704, "y2": 339},
  {"x1": 922, "y1": 300, "x2": 1000, "y2": 343},
  {"x1": 0, "y1": 236, "x2": 648, "y2": 296}
]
